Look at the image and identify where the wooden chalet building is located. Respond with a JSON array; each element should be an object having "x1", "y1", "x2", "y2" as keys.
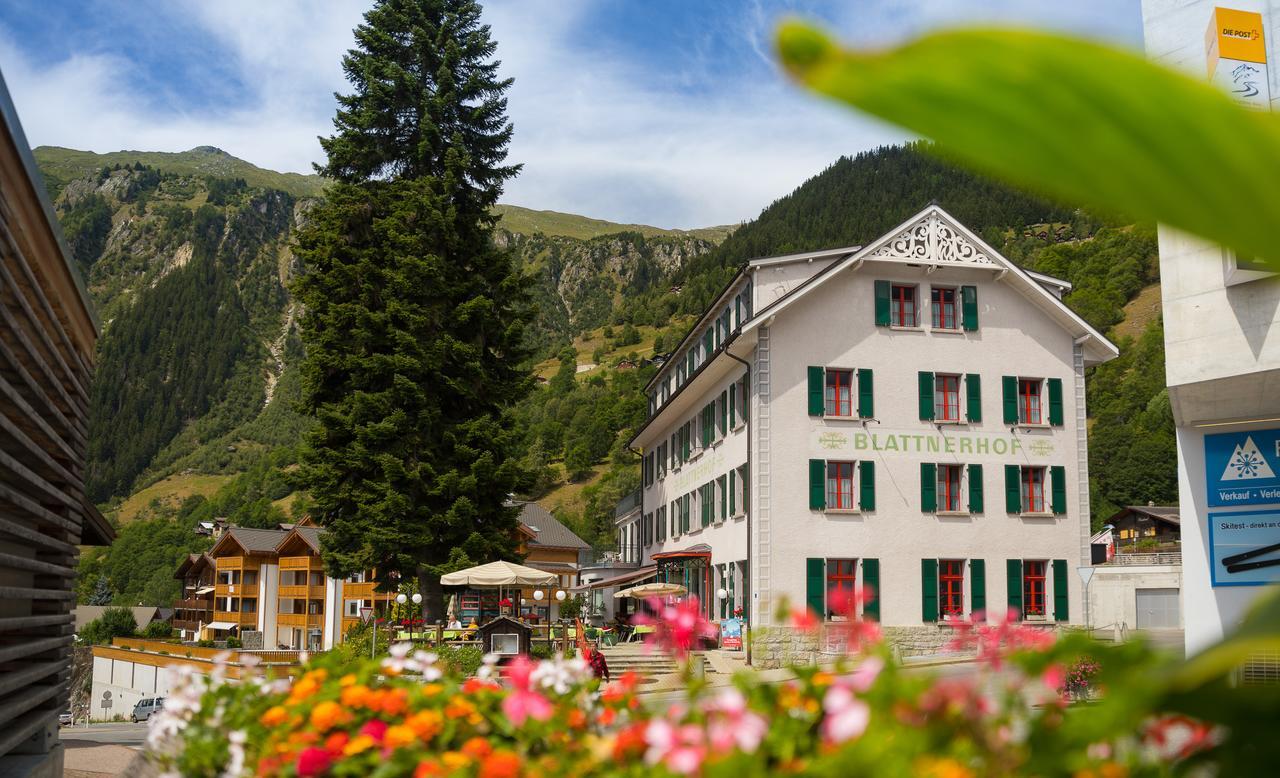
[{"x1": 0, "y1": 73, "x2": 113, "y2": 773}]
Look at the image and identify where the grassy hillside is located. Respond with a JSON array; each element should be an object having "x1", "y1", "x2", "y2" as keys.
[
  {"x1": 495, "y1": 204, "x2": 734, "y2": 242},
  {"x1": 112, "y1": 473, "x2": 234, "y2": 524},
  {"x1": 33, "y1": 146, "x2": 328, "y2": 200}
]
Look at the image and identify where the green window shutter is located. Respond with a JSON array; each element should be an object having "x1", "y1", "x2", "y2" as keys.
[
  {"x1": 1053, "y1": 559, "x2": 1069, "y2": 622},
  {"x1": 807, "y1": 366, "x2": 824, "y2": 416},
  {"x1": 1004, "y1": 465, "x2": 1021, "y2": 513},
  {"x1": 921, "y1": 559, "x2": 938, "y2": 622},
  {"x1": 859, "y1": 461, "x2": 876, "y2": 511},
  {"x1": 920, "y1": 462, "x2": 937, "y2": 512},
  {"x1": 961, "y1": 285, "x2": 979, "y2": 331},
  {"x1": 719, "y1": 475, "x2": 727, "y2": 518},
  {"x1": 809, "y1": 459, "x2": 826, "y2": 510},
  {"x1": 1051, "y1": 466, "x2": 1067, "y2": 514},
  {"x1": 968, "y1": 464, "x2": 984, "y2": 513},
  {"x1": 720, "y1": 390, "x2": 728, "y2": 434},
  {"x1": 1002, "y1": 375, "x2": 1018, "y2": 424},
  {"x1": 874, "y1": 280, "x2": 891, "y2": 326},
  {"x1": 862, "y1": 559, "x2": 880, "y2": 622},
  {"x1": 702, "y1": 405, "x2": 712, "y2": 447},
  {"x1": 729, "y1": 469, "x2": 736, "y2": 516},
  {"x1": 702, "y1": 485, "x2": 711, "y2": 527},
  {"x1": 1047, "y1": 378, "x2": 1064, "y2": 426},
  {"x1": 857, "y1": 368, "x2": 874, "y2": 418},
  {"x1": 703, "y1": 330, "x2": 713, "y2": 357},
  {"x1": 1006, "y1": 559, "x2": 1023, "y2": 618},
  {"x1": 729, "y1": 383, "x2": 736, "y2": 425},
  {"x1": 965, "y1": 373, "x2": 982, "y2": 422},
  {"x1": 741, "y1": 465, "x2": 749, "y2": 512},
  {"x1": 806, "y1": 558, "x2": 826, "y2": 618},
  {"x1": 918, "y1": 371, "x2": 935, "y2": 421},
  {"x1": 970, "y1": 559, "x2": 986, "y2": 620}
]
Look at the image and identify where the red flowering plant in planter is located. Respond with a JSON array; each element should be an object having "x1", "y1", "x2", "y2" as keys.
[{"x1": 143, "y1": 587, "x2": 1280, "y2": 777}]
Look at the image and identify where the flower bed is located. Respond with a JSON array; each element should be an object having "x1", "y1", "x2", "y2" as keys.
[{"x1": 145, "y1": 594, "x2": 1277, "y2": 777}]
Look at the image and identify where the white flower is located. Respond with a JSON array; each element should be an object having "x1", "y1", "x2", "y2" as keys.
[{"x1": 221, "y1": 730, "x2": 247, "y2": 778}]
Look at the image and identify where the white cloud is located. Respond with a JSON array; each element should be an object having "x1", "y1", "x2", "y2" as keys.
[{"x1": 0, "y1": 0, "x2": 1140, "y2": 229}]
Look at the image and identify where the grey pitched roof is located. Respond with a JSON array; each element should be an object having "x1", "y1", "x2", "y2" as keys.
[
  {"x1": 292, "y1": 526, "x2": 325, "y2": 553},
  {"x1": 224, "y1": 526, "x2": 290, "y2": 553},
  {"x1": 1125, "y1": 505, "x2": 1180, "y2": 525},
  {"x1": 516, "y1": 502, "x2": 589, "y2": 550}
]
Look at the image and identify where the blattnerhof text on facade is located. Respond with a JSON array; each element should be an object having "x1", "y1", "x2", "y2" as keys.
[{"x1": 627, "y1": 205, "x2": 1118, "y2": 630}]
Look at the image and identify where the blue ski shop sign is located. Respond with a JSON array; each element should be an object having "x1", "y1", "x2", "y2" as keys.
[{"x1": 1205, "y1": 428, "x2": 1280, "y2": 507}]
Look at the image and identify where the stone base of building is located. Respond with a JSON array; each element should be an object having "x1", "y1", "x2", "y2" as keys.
[{"x1": 750, "y1": 623, "x2": 1073, "y2": 669}]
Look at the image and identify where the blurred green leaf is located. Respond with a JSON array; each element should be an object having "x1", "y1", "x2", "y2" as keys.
[
  {"x1": 776, "y1": 21, "x2": 1280, "y2": 267},
  {"x1": 1169, "y1": 587, "x2": 1280, "y2": 690}
]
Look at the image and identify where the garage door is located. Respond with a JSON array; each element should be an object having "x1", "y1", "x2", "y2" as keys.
[{"x1": 1136, "y1": 588, "x2": 1180, "y2": 629}]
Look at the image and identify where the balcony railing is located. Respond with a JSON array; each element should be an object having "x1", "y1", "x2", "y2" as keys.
[
  {"x1": 175, "y1": 597, "x2": 213, "y2": 611},
  {"x1": 280, "y1": 556, "x2": 322, "y2": 571},
  {"x1": 278, "y1": 612, "x2": 324, "y2": 628},
  {"x1": 278, "y1": 584, "x2": 326, "y2": 599},
  {"x1": 1106, "y1": 552, "x2": 1182, "y2": 566},
  {"x1": 344, "y1": 581, "x2": 395, "y2": 599},
  {"x1": 213, "y1": 610, "x2": 258, "y2": 625}
]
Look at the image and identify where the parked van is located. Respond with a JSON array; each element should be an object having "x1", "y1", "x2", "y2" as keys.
[{"x1": 130, "y1": 697, "x2": 164, "y2": 723}]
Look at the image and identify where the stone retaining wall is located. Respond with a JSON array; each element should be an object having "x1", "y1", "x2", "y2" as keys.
[{"x1": 751, "y1": 623, "x2": 1070, "y2": 668}]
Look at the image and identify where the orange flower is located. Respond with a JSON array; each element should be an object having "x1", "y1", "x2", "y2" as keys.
[
  {"x1": 339, "y1": 673, "x2": 358, "y2": 687},
  {"x1": 324, "y1": 732, "x2": 349, "y2": 754},
  {"x1": 461, "y1": 737, "x2": 494, "y2": 760},
  {"x1": 446, "y1": 698, "x2": 476, "y2": 720},
  {"x1": 384, "y1": 724, "x2": 417, "y2": 750},
  {"x1": 567, "y1": 709, "x2": 587, "y2": 730},
  {"x1": 414, "y1": 760, "x2": 445, "y2": 778},
  {"x1": 479, "y1": 750, "x2": 522, "y2": 778},
  {"x1": 343, "y1": 734, "x2": 376, "y2": 756},
  {"x1": 442, "y1": 751, "x2": 471, "y2": 771},
  {"x1": 309, "y1": 701, "x2": 345, "y2": 732},
  {"x1": 260, "y1": 705, "x2": 288, "y2": 727},
  {"x1": 598, "y1": 708, "x2": 616, "y2": 727},
  {"x1": 422, "y1": 683, "x2": 443, "y2": 697},
  {"x1": 341, "y1": 684, "x2": 371, "y2": 708},
  {"x1": 406, "y1": 710, "x2": 444, "y2": 741},
  {"x1": 379, "y1": 688, "x2": 410, "y2": 717},
  {"x1": 916, "y1": 757, "x2": 975, "y2": 778}
]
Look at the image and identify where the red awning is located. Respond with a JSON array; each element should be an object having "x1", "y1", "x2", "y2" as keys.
[{"x1": 651, "y1": 543, "x2": 712, "y2": 560}]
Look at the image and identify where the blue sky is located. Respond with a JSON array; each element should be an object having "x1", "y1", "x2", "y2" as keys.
[{"x1": 0, "y1": 1, "x2": 1143, "y2": 228}]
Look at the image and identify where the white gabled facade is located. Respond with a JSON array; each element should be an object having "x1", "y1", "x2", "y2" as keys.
[{"x1": 631, "y1": 205, "x2": 1118, "y2": 630}]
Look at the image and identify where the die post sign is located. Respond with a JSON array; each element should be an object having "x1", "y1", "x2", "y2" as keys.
[
  {"x1": 1206, "y1": 7, "x2": 1271, "y2": 110},
  {"x1": 1204, "y1": 428, "x2": 1280, "y2": 507}
]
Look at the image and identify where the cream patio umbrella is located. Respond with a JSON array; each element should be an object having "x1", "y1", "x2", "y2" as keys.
[
  {"x1": 439, "y1": 560, "x2": 558, "y2": 587},
  {"x1": 614, "y1": 582, "x2": 688, "y2": 599}
]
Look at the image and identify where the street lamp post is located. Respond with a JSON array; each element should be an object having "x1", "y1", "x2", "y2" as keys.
[
  {"x1": 396, "y1": 593, "x2": 408, "y2": 643},
  {"x1": 411, "y1": 592, "x2": 422, "y2": 642}
]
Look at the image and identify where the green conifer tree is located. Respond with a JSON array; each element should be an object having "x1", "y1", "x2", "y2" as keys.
[{"x1": 294, "y1": 0, "x2": 531, "y2": 621}]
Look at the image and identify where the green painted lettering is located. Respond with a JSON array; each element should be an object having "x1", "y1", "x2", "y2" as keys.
[
  {"x1": 854, "y1": 432, "x2": 868, "y2": 450},
  {"x1": 959, "y1": 437, "x2": 973, "y2": 454},
  {"x1": 976, "y1": 437, "x2": 990, "y2": 455},
  {"x1": 883, "y1": 435, "x2": 899, "y2": 451},
  {"x1": 927, "y1": 436, "x2": 940, "y2": 453},
  {"x1": 944, "y1": 436, "x2": 956, "y2": 453},
  {"x1": 993, "y1": 438, "x2": 1007, "y2": 455}
]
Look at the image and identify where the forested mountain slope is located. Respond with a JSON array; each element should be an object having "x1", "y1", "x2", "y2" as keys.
[{"x1": 49, "y1": 142, "x2": 1173, "y2": 605}]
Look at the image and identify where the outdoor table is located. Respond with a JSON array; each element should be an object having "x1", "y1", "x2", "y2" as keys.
[{"x1": 628, "y1": 624, "x2": 655, "y2": 642}]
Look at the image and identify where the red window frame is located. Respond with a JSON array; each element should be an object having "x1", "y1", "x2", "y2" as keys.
[
  {"x1": 934, "y1": 374, "x2": 960, "y2": 421},
  {"x1": 937, "y1": 464, "x2": 963, "y2": 512},
  {"x1": 1023, "y1": 560, "x2": 1047, "y2": 617},
  {"x1": 826, "y1": 462, "x2": 856, "y2": 510},
  {"x1": 939, "y1": 560, "x2": 965, "y2": 617},
  {"x1": 1021, "y1": 467, "x2": 1045, "y2": 513},
  {"x1": 932, "y1": 287, "x2": 958, "y2": 329},
  {"x1": 1019, "y1": 378, "x2": 1042, "y2": 424},
  {"x1": 825, "y1": 369, "x2": 854, "y2": 416},
  {"x1": 826, "y1": 559, "x2": 857, "y2": 613},
  {"x1": 891, "y1": 284, "x2": 918, "y2": 327}
]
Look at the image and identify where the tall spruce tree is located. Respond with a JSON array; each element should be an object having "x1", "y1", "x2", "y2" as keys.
[{"x1": 293, "y1": 0, "x2": 531, "y2": 620}]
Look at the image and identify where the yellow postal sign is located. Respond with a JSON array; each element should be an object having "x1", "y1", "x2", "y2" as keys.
[{"x1": 1207, "y1": 7, "x2": 1267, "y2": 74}]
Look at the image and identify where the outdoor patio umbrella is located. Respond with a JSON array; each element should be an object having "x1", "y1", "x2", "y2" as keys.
[
  {"x1": 439, "y1": 560, "x2": 557, "y2": 587},
  {"x1": 614, "y1": 582, "x2": 688, "y2": 599}
]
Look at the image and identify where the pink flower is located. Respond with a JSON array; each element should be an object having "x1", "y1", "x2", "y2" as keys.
[
  {"x1": 1041, "y1": 663, "x2": 1066, "y2": 693},
  {"x1": 943, "y1": 609, "x2": 1054, "y2": 668},
  {"x1": 501, "y1": 656, "x2": 554, "y2": 726},
  {"x1": 634, "y1": 597, "x2": 718, "y2": 659},
  {"x1": 644, "y1": 720, "x2": 707, "y2": 775},
  {"x1": 702, "y1": 689, "x2": 767, "y2": 754},
  {"x1": 1144, "y1": 715, "x2": 1221, "y2": 761},
  {"x1": 790, "y1": 607, "x2": 820, "y2": 633},
  {"x1": 359, "y1": 719, "x2": 388, "y2": 743},
  {"x1": 822, "y1": 685, "x2": 870, "y2": 743},
  {"x1": 296, "y1": 746, "x2": 334, "y2": 778}
]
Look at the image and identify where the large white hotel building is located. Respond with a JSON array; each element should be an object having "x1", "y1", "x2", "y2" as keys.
[{"x1": 626, "y1": 205, "x2": 1118, "y2": 632}]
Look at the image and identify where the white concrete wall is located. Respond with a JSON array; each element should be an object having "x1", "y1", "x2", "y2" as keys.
[
  {"x1": 641, "y1": 367, "x2": 750, "y2": 578},
  {"x1": 323, "y1": 578, "x2": 342, "y2": 650},
  {"x1": 91, "y1": 657, "x2": 156, "y2": 721},
  {"x1": 1142, "y1": 0, "x2": 1280, "y2": 656},
  {"x1": 753, "y1": 256, "x2": 840, "y2": 311},
  {"x1": 761, "y1": 261, "x2": 1088, "y2": 626},
  {"x1": 1088, "y1": 565, "x2": 1183, "y2": 631},
  {"x1": 258, "y1": 562, "x2": 279, "y2": 635}
]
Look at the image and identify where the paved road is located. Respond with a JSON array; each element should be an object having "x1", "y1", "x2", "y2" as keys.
[{"x1": 60, "y1": 721, "x2": 150, "y2": 748}]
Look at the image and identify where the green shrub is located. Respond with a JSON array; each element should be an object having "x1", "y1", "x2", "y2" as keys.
[
  {"x1": 196, "y1": 639, "x2": 215, "y2": 648},
  {"x1": 143, "y1": 620, "x2": 174, "y2": 639},
  {"x1": 435, "y1": 646, "x2": 484, "y2": 677},
  {"x1": 226, "y1": 637, "x2": 242, "y2": 649},
  {"x1": 79, "y1": 607, "x2": 138, "y2": 646}
]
